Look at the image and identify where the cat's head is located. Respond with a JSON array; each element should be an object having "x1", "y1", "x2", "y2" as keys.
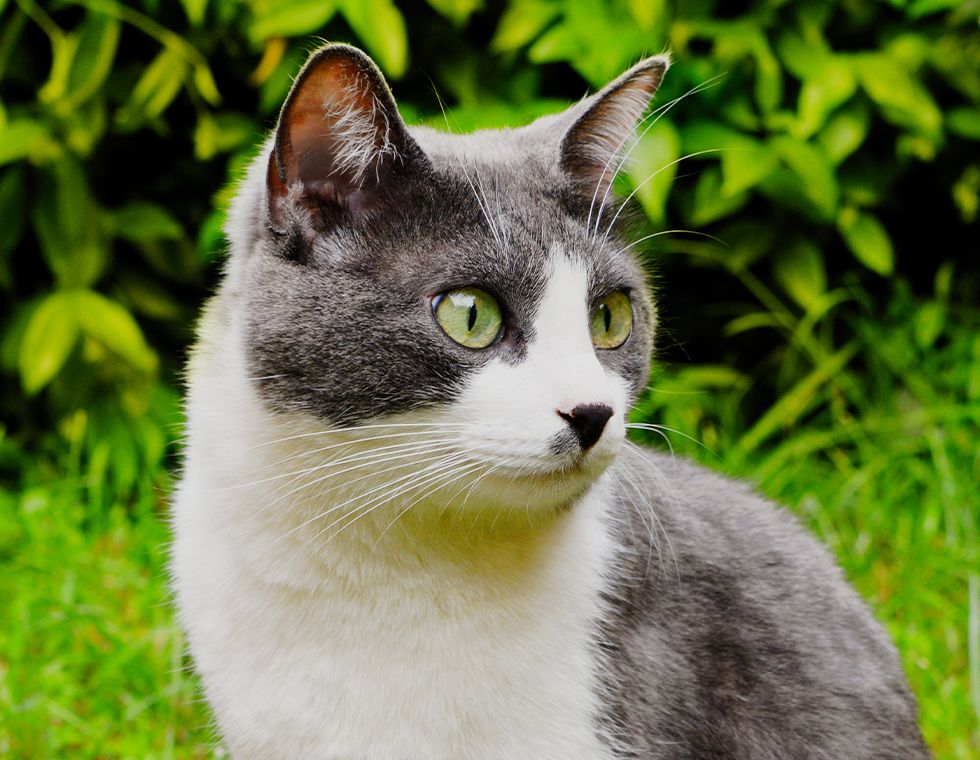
[{"x1": 237, "y1": 44, "x2": 668, "y2": 518}]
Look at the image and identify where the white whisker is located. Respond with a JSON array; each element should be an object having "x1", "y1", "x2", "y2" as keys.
[
  {"x1": 626, "y1": 422, "x2": 715, "y2": 455},
  {"x1": 248, "y1": 421, "x2": 470, "y2": 450},
  {"x1": 310, "y1": 456, "x2": 482, "y2": 546}
]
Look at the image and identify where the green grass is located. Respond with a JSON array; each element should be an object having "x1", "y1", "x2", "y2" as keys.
[{"x1": 0, "y1": 487, "x2": 216, "y2": 757}]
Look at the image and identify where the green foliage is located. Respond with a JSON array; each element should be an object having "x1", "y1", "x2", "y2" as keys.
[{"x1": 0, "y1": 0, "x2": 977, "y2": 755}]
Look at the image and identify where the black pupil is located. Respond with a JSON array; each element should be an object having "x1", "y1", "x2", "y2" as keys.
[
  {"x1": 602, "y1": 304, "x2": 612, "y2": 332},
  {"x1": 467, "y1": 303, "x2": 478, "y2": 331}
]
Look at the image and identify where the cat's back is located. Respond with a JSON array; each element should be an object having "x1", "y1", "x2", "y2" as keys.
[{"x1": 600, "y1": 446, "x2": 929, "y2": 759}]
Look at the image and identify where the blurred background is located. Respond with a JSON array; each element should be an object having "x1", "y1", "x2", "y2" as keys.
[{"x1": 0, "y1": 0, "x2": 977, "y2": 756}]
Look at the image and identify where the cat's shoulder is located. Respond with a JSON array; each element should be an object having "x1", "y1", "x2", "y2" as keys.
[
  {"x1": 607, "y1": 445, "x2": 831, "y2": 571},
  {"x1": 605, "y1": 444, "x2": 884, "y2": 638},
  {"x1": 598, "y1": 445, "x2": 929, "y2": 758}
]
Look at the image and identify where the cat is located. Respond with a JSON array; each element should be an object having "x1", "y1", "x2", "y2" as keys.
[{"x1": 171, "y1": 43, "x2": 930, "y2": 759}]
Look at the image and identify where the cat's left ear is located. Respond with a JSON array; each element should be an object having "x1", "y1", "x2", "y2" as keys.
[
  {"x1": 266, "y1": 44, "x2": 427, "y2": 229},
  {"x1": 559, "y1": 54, "x2": 670, "y2": 200}
]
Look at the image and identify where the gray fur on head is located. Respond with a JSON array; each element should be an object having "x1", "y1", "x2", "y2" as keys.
[{"x1": 244, "y1": 44, "x2": 665, "y2": 426}]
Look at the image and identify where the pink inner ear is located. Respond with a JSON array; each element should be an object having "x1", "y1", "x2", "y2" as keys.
[
  {"x1": 265, "y1": 45, "x2": 425, "y2": 229},
  {"x1": 285, "y1": 59, "x2": 381, "y2": 188}
]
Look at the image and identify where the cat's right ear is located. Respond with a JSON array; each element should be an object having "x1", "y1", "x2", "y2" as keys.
[{"x1": 266, "y1": 44, "x2": 427, "y2": 232}]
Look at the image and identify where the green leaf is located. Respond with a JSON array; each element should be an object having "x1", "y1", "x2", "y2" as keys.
[
  {"x1": 775, "y1": 30, "x2": 832, "y2": 81},
  {"x1": 773, "y1": 240, "x2": 827, "y2": 310},
  {"x1": 39, "y1": 32, "x2": 79, "y2": 104},
  {"x1": 914, "y1": 302, "x2": 946, "y2": 348},
  {"x1": 69, "y1": 291, "x2": 157, "y2": 373},
  {"x1": 31, "y1": 158, "x2": 106, "y2": 287},
  {"x1": 118, "y1": 274, "x2": 185, "y2": 321},
  {"x1": 687, "y1": 166, "x2": 749, "y2": 226},
  {"x1": 724, "y1": 312, "x2": 783, "y2": 336},
  {"x1": 908, "y1": 0, "x2": 963, "y2": 18},
  {"x1": 627, "y1": 121, "x2": 680, "y2": 226},
  {"x1": 819, "y1": 102, "x2": 870, "y2": 163},
  {"x1": 681, "y1": 121, "x2": 777, "y2": 197},
  {"x1": 207, "y1": 113, "x2": 256, "y2": 158},
  {"x1": 19, "y1": 293, "x2": 79, "y2": 394},
  {"x1": 680, "y1": 119, "x2": 735, "y2": 152},
  {"x1": 795, "y1": 58, "x2": 856, "y2": 138},
  {"x1": 947, "y1": 108, "x2": 980, "y2": 141},
  {"x1": 852, "y1": 52, "x2": 942, "y2": 140},
  {"x1": 722, "y1": 142, "x2": 778, "y2": 198},
  {"x1": 249, "y1": 0, "x2": 337, "y2": 42},
  {"x1": 181, "y1": 0, "x2": 208, "y2": 26},
  {"x1": 491, "y1": 0, "x2": 560, "y2": 52},
  {"x1": 952, "y1": 165, "x2": 979, "y2": 223},
  {"x1": 838, "y1": 208, "x2": 894, "y2": 275},
  {"x1": 0, "y1": 120, "x2": 55, "y2": 166},
  {"x1": 527, "y1": 22, "x2": 578, "y2": 65},
  {"x1": 196, "y1": 209, "x2": 227, "y2": 263},
  {"x1": 118, "y1": 47, "x2": 187, "y2": 126},
  {"x1": 110, "y1": 203, "x2": 184, "y2": 243},
  {"x1": 753, "y1": 44, "x2": 782, "y2": 114},
  {"x1": 771, "y1": 136, "x2": 839, "y2": 219},
  {"x1": 64, "y1": 97, "x2": 107, "y2": 157},
  {"x1": 425, "y1": 0, "x2": 483, "y2": 25},
  {"x1": 64, "y1": 11, "x2": 121, "y2": 108},
  {"x1": 720, "y1": 220, "x2": 777, "y2": 272},
  {"x1": 192, "y1": 64, "x2": 221, "y2": 106},
  {"x1": 340, "y1": 0, "x2": 408, "y2": 78},
  {"x1": 671, "y1": 365, "x2": 747, "y2": 389}
]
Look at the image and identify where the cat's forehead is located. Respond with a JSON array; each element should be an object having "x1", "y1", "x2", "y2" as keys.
[
  {"x1": 408, "y1": 122, "x2": 557, "y2": 166},
  {"x1": 391, "y1": 124, "x2": 633, "y2": 283}
]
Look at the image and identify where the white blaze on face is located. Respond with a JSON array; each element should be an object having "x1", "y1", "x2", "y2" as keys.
[{"x1": 435, "y1": 250, "x2": 629, "y2": 510}]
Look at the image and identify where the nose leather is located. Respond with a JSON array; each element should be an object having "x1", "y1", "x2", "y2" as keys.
[{"x1": 558, "y1": 403, "x2": 614, "y2": 451}]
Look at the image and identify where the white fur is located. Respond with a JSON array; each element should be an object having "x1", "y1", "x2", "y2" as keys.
[{"x1": 172, "y1": 254, "x2": 626, "y2": 758}]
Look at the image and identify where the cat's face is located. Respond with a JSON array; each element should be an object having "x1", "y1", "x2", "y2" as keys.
[{"x1": 241, "y1": 45, "x2": 667, "y2": 516}]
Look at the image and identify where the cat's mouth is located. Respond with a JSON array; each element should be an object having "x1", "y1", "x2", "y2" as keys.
[{"x1": 473, "y1": 445, "x2": 616, "y2": 492}]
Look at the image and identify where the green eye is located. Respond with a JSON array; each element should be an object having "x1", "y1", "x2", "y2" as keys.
[
  {"x1": 434, "y1": 287, "x2": 503, "y2": 349},
  {"x1": 590, "y1": 290, "x2": 633, "y2": 349}
]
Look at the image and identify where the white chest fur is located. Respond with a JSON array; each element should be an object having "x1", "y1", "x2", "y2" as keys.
[{"x1": 171, "y1": 304, "x2": 617, "y2": 760}]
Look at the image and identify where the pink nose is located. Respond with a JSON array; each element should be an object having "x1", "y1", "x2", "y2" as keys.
[{"x1": 557, "y1": 404, "x2": 614, "y2": 450}]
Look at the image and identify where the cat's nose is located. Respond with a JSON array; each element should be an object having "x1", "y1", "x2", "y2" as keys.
[{"x1": 558, "y1": 403, "x2": 615, "y2": 451}]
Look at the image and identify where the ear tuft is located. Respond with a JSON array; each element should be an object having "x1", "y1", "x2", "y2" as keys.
[
  {"x1": 560, "y1": 54, "x2": 670, "y2": 200},
  {"x1": 267, "y1": 44, "x2": 425, "y2": 229}
]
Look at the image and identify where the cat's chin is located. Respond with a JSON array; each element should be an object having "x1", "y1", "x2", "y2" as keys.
[{"x1": 445, "y1": 449, "x2": 617, "y2": 517}]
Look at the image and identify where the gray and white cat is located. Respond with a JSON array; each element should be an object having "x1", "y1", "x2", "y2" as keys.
[{"x1": 171, "y1": 44, "x2": 929, "y2": 759}]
